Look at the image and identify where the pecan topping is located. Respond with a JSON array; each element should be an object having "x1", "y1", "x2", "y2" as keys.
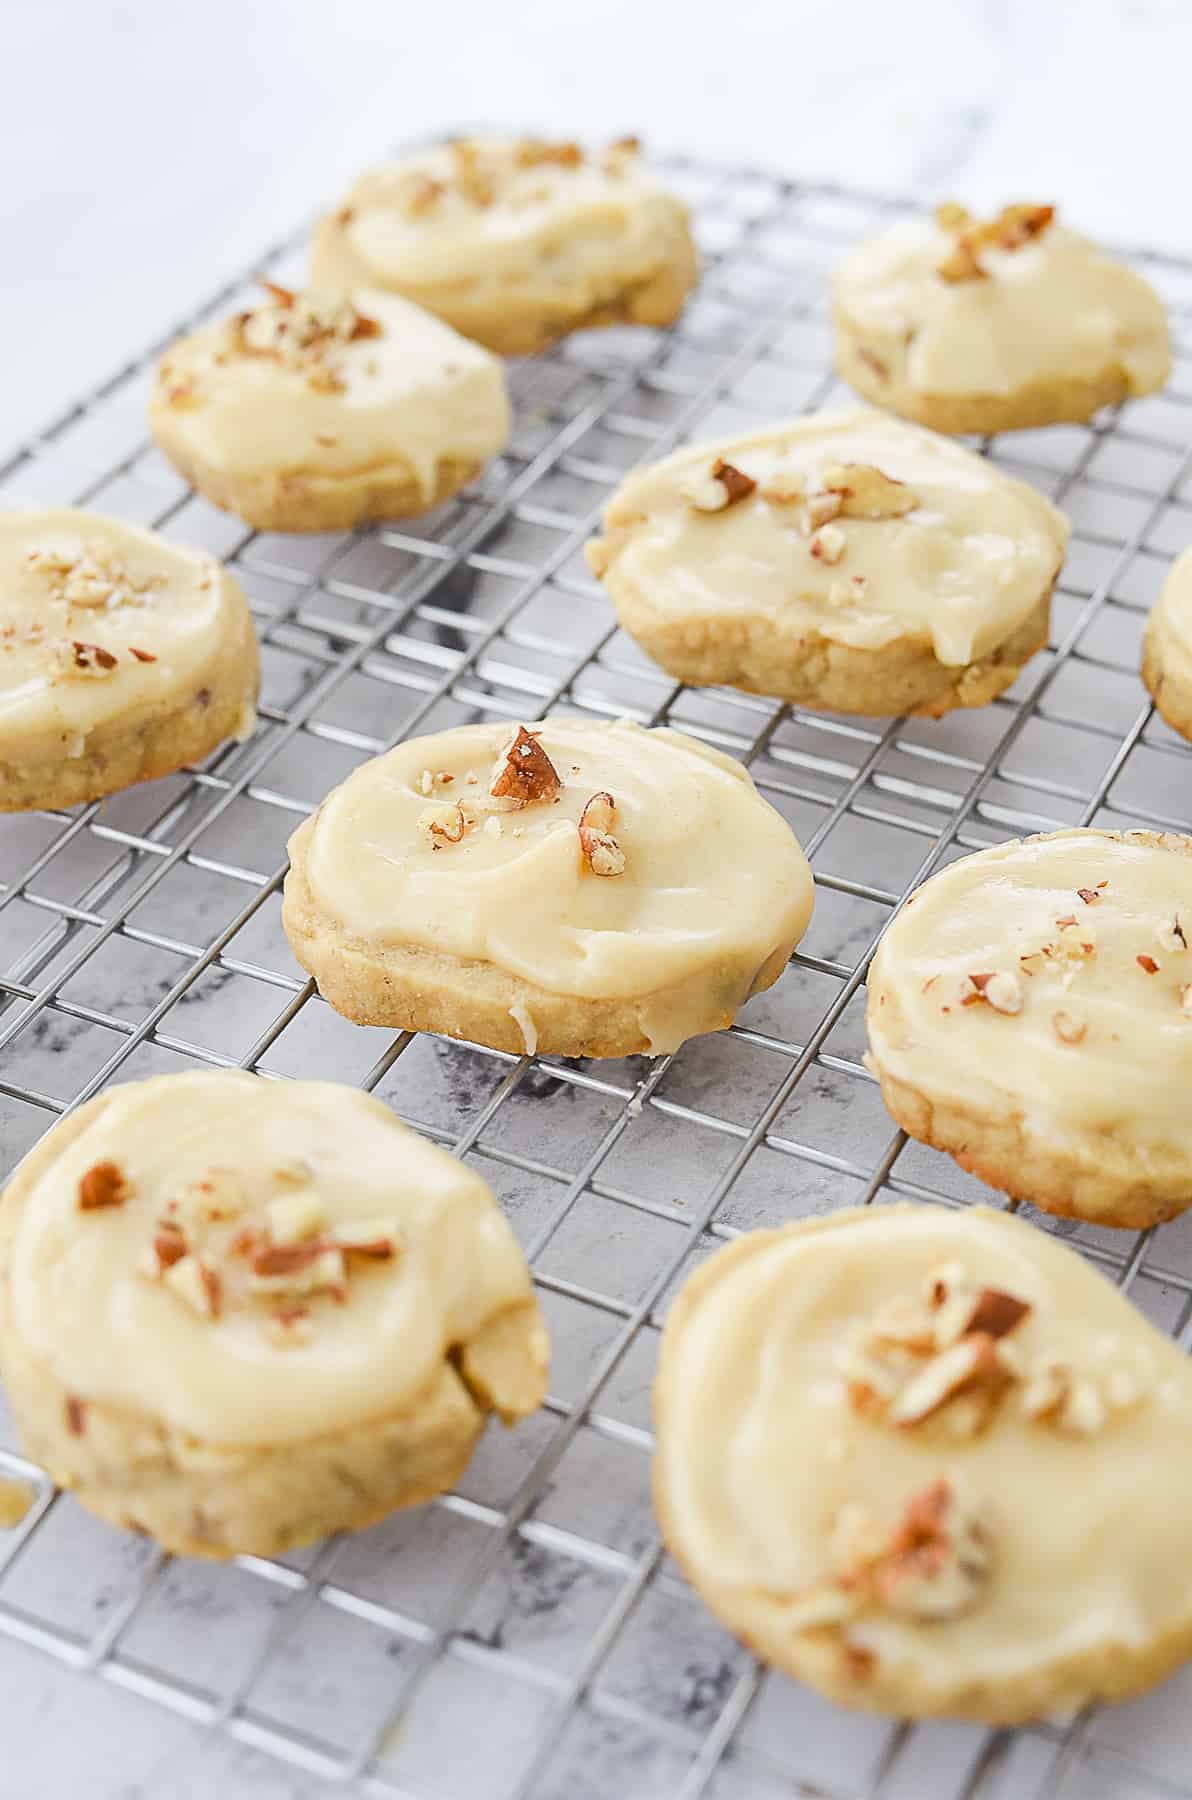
[
  {"x1": 515, "y1": 138, "x2": 584, "y2": 169},
  {"x1": 78, "y1": 1160, "x2": 130, "y2": 1210},
  {"x1": 1076, "y1": 887, "x2": 1101, "y2": 905},
  {"x1": 869, "y1": 1481, "x2": 991, "y2": 1620},
  {"x1": 267, "y1": 1191, "x2": 327, "y2": 1246},
  {"x1": 889, "y1": 1333, "x2": 1010, "y2": 1428},
  {"x1": 934, "y1": 201, "x2": 972, "y2": 233},
  {"x1": 163, "y1": 1253, "x2": 222, "y2": 1318},
  {"x1": 578, "y1": 791, "x2": 626, "y2": 876},
  {"x1": 936, "y1": 203, "x2": 1055, "y2": 282},
  {"x1": 810, "y1": 523, "x2": 846, "y2": 565},
  {"x1": 1156, "y1": 915, "x2": 1188, "y2": 953},
  {"x1": 1137, "y1": 954, "x2": 1160, "y2": 974},
  {"x1": 679, "y1": 459, "x2": 757, "y2": 512},
  {"x1": 259, "y1": 279, "x2": 297, "y2": 308},
  {"x1": 66, "y1": 1396, "x2": 87, "y2": 1436},
  {"x1": 129, "y1": 647, "x2": 157, "y2": 663},
  {"x1": 490, "y1": 726, "x2": 561, "y2": 805},
  {"x1": 249, "y1": 1245, "x2": 346, "y2": 1300},
  {"x1": 960, "y1": 970, "x2": 1022, "y2": 1015},
  {"x1": 821, "y1": 462, "x2": 918, "y2": 519},
  {"x1": 417, "y1": 801, "x2": 468, "y2": 848},
  {"x1": 856, "y1": 346, "x2": 889, "y2": 382},
  {"x1": 1052, "y1": 1009, "x2": 1087, "y2": 1045},
  {"x1": 400, "y1": 172, "x2": 445, "y2": 216},
  {"x1": 69, "y1": 640, "x2": 118, "y2": 675},
  {"x1": 334, "y1": 1219, "x2": 400, "y2": 1257},
  {"x1": 759, "y1": 469, "x2": 805, "y2": 505}
]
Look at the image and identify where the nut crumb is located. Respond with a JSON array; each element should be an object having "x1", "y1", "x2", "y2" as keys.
[
  {"x1": 164, "y1": 1253, "x2": 222, "y2": 1319},
  {"x1": 1052, "y1": 1010, "x2": 1087, "y2": 1045},
  {"x1": 67, "y1": 640, "x2": 118, "y2": 677},
  {"x1": 267, "y1": 1191, "x2": 327, "y2": 1246},
  {"x1": 1137, "y1": 954, "x2": 1160, "y2": 974},
  {"x1": 680, "y1": 459, "x2": 756, "y2": 512},
  {"x1": 810, "y1": 523, "x2": 847, "y2": 565},
  {"x1": 578, "y1": 791, "x2": 626, "y2": 876},
  {"x1": 78, "y1": 1161, "x2": 130, "y2": 1210},
  {"x1": 961, "y1": 970, "x2": 1022, "y2": 1015},
  {"x1": 822, "y1": 463, "x2": 918, "y2": 519},
  {"x1": 417, "y1": 801, "x2": 467, "y2": 847},
  {"x1": 1156, "y1": 915, "x2": 1187, "y2": 953}
]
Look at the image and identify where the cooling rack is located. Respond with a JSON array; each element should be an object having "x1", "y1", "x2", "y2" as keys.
[{"x1": 1, "y1": 151, "x2": 1192, "y2": 1800}]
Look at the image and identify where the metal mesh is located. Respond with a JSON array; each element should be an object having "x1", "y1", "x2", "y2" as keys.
[{"x1": 2, "y1": 154, "x2": 1192, "y2": 1800}]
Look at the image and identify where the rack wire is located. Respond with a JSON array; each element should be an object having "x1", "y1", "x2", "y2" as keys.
[{"x1": 1, "y1": 151, "x2": 1192, "y2": 1800}]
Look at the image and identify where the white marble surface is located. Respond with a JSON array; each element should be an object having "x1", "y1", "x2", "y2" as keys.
[{"x1": 3, "y1": 0, "x2": 1189, "y2": 458}]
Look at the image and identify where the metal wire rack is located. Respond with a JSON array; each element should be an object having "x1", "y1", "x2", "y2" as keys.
[{"x1": 1, "y1": 151, "x2": 1192, "y2": 1800}]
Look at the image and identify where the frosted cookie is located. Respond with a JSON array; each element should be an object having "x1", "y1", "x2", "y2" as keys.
[
  {"x1": 0, "y1": 1071, "x2": 547, "y2": 1557},
  {"x1": 866, "y1": 828, "x2": 1192, "y2": 1227},
  {"x1": 585, "y1": 410, "x2": 1068, "y2": 718},
  {"x1": 1142, "y1": 547, "x2": 1192, "y2": 742},
  {"x1": 282, "y1": 716, "x2": 814, "y2": 1058},
  {"x1": 655, "y1": 1203, "x2": 1192, "y2": 1722},
  {"x1": 0, "y1": 509, "x2": 257, "y2": 812},
  {"x1": 311, "y1": 136, "x2": 697, "y2": 356},
  {"x1": 834, "y1": 203, "x2": 1171, "y2": 434},
  {"x1": 149, "y1": 285, "x2": 510, "y2": 533}
]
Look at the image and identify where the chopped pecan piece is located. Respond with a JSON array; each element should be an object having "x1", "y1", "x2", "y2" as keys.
[
  {"x1": 870, "y1": 1480, "x2": 991, "y2": 1620},
  {"x1": 267, "y1": 1191, "x2": 327, "y2": 1246},
  {"x1": 889, "y1": 1333, "x2": 1009, "y2": 1428},
  {"x1": 934, "y1": 200, "x2": 972, "y2": 233},
  {"x1": 937, "y1": 238, "x2": 988, "y2": 283},
  {"x1": 1156, "y1": 915, "x2": 1188, "y2": 953},
  {"x1": 490, "y1": 726, "x2": 561, "y2": 805},
  {"x1": 69, "y1": 640, "x2": 118, "y2": 675},
  {"x1": 1137, "y1": 954, "x2": 1160, "y2": 974},
  {"x1": 417, "y1": 801, "x2": 468, "y2": 847},
  {"x1": 259, "y1": 279, "x2": 297, "y2": 308},
  {"x1": 66, "y1": 1396, "x2": 86, "y2": 1436},
  {"x1": 335, "y1": 1219, "x2": 400, "y2": 1257},
  {"x1": 129, "y1": 647, "x2": 157, "y2": 663},
  {"x1": 78, "y1": 1160, "x2": 130, "y2": 1211},
  {"x1": 679, "y1": 459, "x2": 757, "y2": 512},
  {"x1": 164, "y1": 1253, "x2": 222, "y2": 1319},
  {"x1": 960, "y1": 970, "x2": 1022, "y2": 1014},
  {"x1": 578, "y1": 791, "x2": 626, "y2": 876},
  {"x1": 1052, "y1": 1010, "x2": 1087, "y2": 1045},
  {"x1": 515, "y1": 138, "x2": 584, "y2": 169},
  {"x1": 810, "y1": 523, "x2": 846, "y2": 564},
  {"x1": 821, "y1": 462, "x2": 918, "y2": 519},
  {"x1": 401, "y1": 172, "x2": 445, "y2": 216}
]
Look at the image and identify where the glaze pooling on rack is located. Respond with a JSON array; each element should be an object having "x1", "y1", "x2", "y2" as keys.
[{"x1": 1, "y1": 153, "x2": 1192, "y2": 1800}]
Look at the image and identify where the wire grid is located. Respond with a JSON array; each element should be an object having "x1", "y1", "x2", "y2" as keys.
[{"x1": 1, "y1": 154, "x2": 1192, "y2": 1800}]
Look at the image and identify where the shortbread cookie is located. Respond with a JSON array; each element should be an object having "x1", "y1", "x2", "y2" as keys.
[
  {"x1": 282, "y1": 716, "x2": 814, "y2": 1058},
  {"x1": 149, "y1": 285, "x2": 510, "y2": 533},
  {"x1": 311, "y1": 136, "x2": 697, "y2": 356},
  {"x1": 585, "y1": 410, "x2": 1068, "y2": 718},
  {"x1": 0, "y1": 1071, "x2": 547, "y2": 1557},
  {"x1": 834, "y1": 203, "x2": 1171, "y2": 434},
  {"x1": 866, "y1": 828, "x2": 1192, "y2": 1227},
  {"x1": 1142, "y1": 547, "x2": 1192, "y2": 741},
  {"x1": 655, "y1": 1203, "x2": 1192, "y2": 1722},
  {"x1": 0, "y1": 510, "x2": 257, "y2": 812}
]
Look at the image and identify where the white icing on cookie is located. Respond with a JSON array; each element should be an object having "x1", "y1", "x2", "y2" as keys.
[
  {"x1": 0, "y1": 509, "x2": 253, "y2": 760},
  {"x1": 295, "y1": 717, "x2": 814, "y2": 1052},
  {"x1": 586, "y1": 411, "x2": 1068, "y2": 667},
  {"x1": 867, "y1": 829, "x2": 1192, "y2": 1155},
  {"x1": 313, "y1": 137, "x2": 691, "y2": 322},
  {"x1": 9, "y1": 1072, "x2": 537, "y2": 1445},
  {"x1": 657, "y1": 1205, "x2": 1192, "y2": 1696},
  {"x1": 834, "y1": 211, "x2": 1170, "y2": 399},
  {"x1": 151, "y1": 288, "x2": 509, "y2": 498}
]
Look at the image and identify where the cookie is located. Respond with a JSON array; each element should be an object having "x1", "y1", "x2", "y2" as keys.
[
  {"x1": 1142, "y1": 546, "x2": 1192, "y2": 741},
  {"x1": 0, "y1": 1071, "x2": 548, "y2": 1558},
  {"x1": 834, "y1": 202, "x2": 1171, "y2": 434},
  {"x1": 311, "y1": 136, "x2": 697, "y2": 356},
  {"x1": 866, "y1": 828, "x2": 1192, "y2": 1227},
  {"x1": 585, "y1": 410, "x2": 1068, "y2": 718},
  {"x1": 0, "y1": 509, "x2": 258, "y2": 812},
  {"x1": 282, "y1": 715, "x2": 814, "y2": 1058},
  {"x1": 655, "y1": 1202, "x2": 1192, "y2": 1722},
  {"x1": 149, "y1": 284, "x2": 510, "y2": 533}
]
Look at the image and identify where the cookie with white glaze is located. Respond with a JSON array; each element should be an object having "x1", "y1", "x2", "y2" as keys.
[
  {"x1": 311, "y1": 136, "x2": 697, "y2": 356},
  {"x1": 655, "y1": 1203, "x2": 1192, "y2": 1722},
  {"x1": 866, "y1": 828, "x2": 1192, "y2": 1227},
  {"x1": 0, "y1": 509, "x2": 257, "y2": 812},
  {"x1": 149, "y1": 285, "x2": 510, "y2": 533},
  {"x1": 585, "y1": 410, "x2": 1069, "y2": 718},
  {"x1": 282, "y1": 716, "x2": 814, "y2": 1059},
  {"x1": 1143, "y1": 547, "x2": 1192, "y2": 742},
  {"x1": 834, "y1": 203, "x2": 1171, "y2": 434},
  {"x1": 0, "y1": 1071, "x2": 547, "y2": 1558}
]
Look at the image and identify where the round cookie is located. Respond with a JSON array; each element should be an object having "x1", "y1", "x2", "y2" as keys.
[
  {"x1": 1142, "y1": 547, "x2": 1192, "y2": 741},
  {"x1": 0, "y1": 1070, "x2": 548, "y2": 1558},
  {"x1": 654, "y1": 1203, "x2": 1192, "y2": 1722},
  {"x1": 834, "y1": 202, "x2": 1171, "y2": 434},
  {"x1": 866, "y1": 828, "x2": 1192, "y2": 1228},
  {"x1": 149, "y1": 285, "x2": 510, "y2": 533},
  {"x1": 584, "y1": 410, "x2": 1068, "y2": 718},
  {"x1": 311, "y1": 136, "x2": 697, "y2": 356},
  {"x1": 0, "y1": 509, "x2": 258, "y2": 812},
  {"x1": 282, "y1": 716, "x2": 814, "y2": 1058}
]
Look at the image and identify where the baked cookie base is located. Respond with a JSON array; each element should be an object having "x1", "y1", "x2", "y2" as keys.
[
  {"x1": 1142, "y1": 612, "x2": 1192, "y2": 744},
  {"x1": 834, "y1": 310, "x2": 1158, "y2": 435},
  {"x1": 147, "y1": 424, "x2": 485, "y2": 533},
  {"x1": 0, "y1": 1093, "x2": 548, "y2": 1559},
  {"x1": 281, "y1": 816, "x2": 794, "y2": 1059},
  {"x1": 865, "y1": 1055, "x2": 1192, "y2": 1230},
  {"x1": 310, "y1": 218, "x2": 699, "y2": 358},
  {"x1": 0, "y1": 635, "x2": 257, "y2": 814},
  {"x1": 613, "y1": 586, "x2": 1053, "y2": 721}
]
